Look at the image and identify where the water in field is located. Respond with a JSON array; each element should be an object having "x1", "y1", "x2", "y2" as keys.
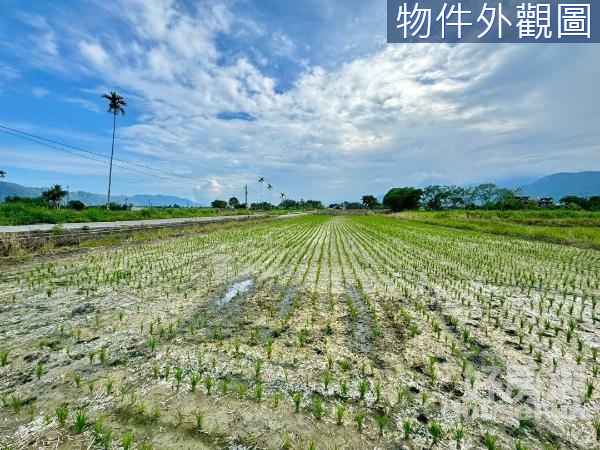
[{"x1": 216, "y1": 279, "x2": 254, "y2": 307}]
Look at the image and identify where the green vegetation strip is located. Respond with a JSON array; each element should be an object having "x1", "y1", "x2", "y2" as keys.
[
  {"x1": 396, "y1": 210, "x2": 600, "y2": 249},
  {"x1": 0, "y1": 202, "x2": 291, "y2": 226}
]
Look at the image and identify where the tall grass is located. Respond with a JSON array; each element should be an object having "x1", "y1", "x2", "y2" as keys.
[
  {"x1": 397, "y1": 210, "x2": 600, "y2": 249},
  {"x1": 0, "y1": 202, "x2": 291, "y2": 226}
]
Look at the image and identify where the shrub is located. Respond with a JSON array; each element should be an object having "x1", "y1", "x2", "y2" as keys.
[{"x1": 68, "y1": 200, "x2": 85, "y2": 211}]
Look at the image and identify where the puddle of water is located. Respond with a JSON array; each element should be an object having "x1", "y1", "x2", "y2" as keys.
[
  {"x1": 216, "y1": 279, "x2": 254, "y2": 307},
  {"x1": 277, "y1": 286, "x2": 297, "y2": 318}
]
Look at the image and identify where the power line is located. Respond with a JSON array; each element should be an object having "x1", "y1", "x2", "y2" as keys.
[
  {"x1": 0, "y1": 124, "x2": 245, "y2": 188},
  {"x1": 0, "y1": 123, "x2": 290, "y2": 200},
  {"x1": 0, "y1": 124, "x2": 219, "y2": 180},
  {"x1": 0, "y1": 128, "x2": 180, "y2": 180}
]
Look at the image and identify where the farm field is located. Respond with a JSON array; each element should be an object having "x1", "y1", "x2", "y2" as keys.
[{"x1": 1, "y1": 214, "x2": 599, "y2": 449}]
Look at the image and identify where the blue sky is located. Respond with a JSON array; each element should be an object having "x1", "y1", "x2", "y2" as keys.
[{"x1": 0, "y1": 0, "x2": 598, "y2": 204}]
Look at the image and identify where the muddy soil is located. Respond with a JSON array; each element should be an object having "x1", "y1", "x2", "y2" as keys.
[{"x1": 0, "y1": 215, "x2": 599, "y2": 449}]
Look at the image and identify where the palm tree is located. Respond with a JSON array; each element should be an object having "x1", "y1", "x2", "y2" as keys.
[
  {"x1": 102, "y1": 91, "x2": 127, "y2": 209},
  {"x1": 258, "y1": 176, "x2": 265, "y2": 209},
  {"x1": 267, "y1": 183, "x2": 273, "y2": 208},
  {"x1": 0, "y1": 170, "x2": 6, "y2": 202},
  {"x1": 41, "y1": 184, "x2": 67, "y2": 209}
]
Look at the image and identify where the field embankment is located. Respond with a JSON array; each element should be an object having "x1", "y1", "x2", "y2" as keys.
[
  {"x1": 396, "y1": 210, "x2": 600, "y2": 249},
  {"x1": 0, "y1": 214, "x2": 296, "y2": 259}
]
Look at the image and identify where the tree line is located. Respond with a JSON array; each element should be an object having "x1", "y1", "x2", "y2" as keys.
[
  {"x1": 211, "y1": 197, "x2": 325, "y2": 210},
  {"x1": 334, "y1": 184, "x2": 600, "y2": 212}
]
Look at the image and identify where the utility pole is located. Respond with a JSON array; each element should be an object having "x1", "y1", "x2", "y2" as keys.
[
  {"x1": 0, "y1": 170, "x2": 6, "y2": 202},
  {"x1": 244, "y1": 185, "x2": 248, "y2": 208},
  {"x1": 66, "y1": 185, "x2": 70, "y2": 205}
]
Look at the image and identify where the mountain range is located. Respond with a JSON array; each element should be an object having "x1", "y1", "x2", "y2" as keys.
[
  {"x1": 0, "y1": 182, "x2": 199, "y2": 206},
  {"x1": 519, "y1": 171, "x2": 600, "y2": 200}
]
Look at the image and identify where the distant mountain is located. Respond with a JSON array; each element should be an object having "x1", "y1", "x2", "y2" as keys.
[
  {"x1": 520, "y1": 171, "x2": 600, "y2": 200},
  {"x1": 0, "y1": 182, "x2": 41, "y2": 199},
  {"x1": 0, "y1": 181, "x2": 199, "y2": 206}
]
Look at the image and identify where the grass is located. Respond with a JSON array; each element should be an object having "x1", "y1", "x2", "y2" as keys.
[
  {"x1": 73, "y1": 409, "x2": 88, "y2": 433},
  {"x1": 397, "y1": 210, "x2": 600, "y2": 249},
  {"x1": 0, "y1": 212, "x2": 284, "y2": 261},
  {"x1": 55, "y1": 405, "x2": 68, "y2": 426},
  {"x1": 0, "y1": 202, "x2": 295, "y2": 226}
]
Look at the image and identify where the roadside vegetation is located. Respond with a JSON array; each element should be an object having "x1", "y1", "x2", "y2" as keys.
[
  {"x1": 0, "y1": 198, "x2": 253, "y2": 226},
  {"x1": 0, "y1": 195, "x2": 316, "y2": 226}
]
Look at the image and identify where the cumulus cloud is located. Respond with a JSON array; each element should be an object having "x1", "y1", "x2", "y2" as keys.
[{"x1": 3, "y1": 0, "x2": 599, "y2": 202}]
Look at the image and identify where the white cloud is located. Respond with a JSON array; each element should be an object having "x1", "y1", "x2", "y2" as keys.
[
  {"x1": 5, "y1": 1, "x2": 600, "y2": 202},
  {"x1": 61, "y1": 97, "x2": 101, "y2": 112},
  {"x1": 32, "y1": 87, "x2": 49, "y2": 98},
  {"x1": 79, "y1": 41, "x2": 109, "y2": 67},
  {"x1": 15, "y1": 12, "x2": 58, "y2": 56},
  {"x1": 0, "y1": 63, "x2": 18, "y2": 80}
]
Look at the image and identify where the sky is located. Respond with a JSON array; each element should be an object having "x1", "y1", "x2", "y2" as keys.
[{"x1": 0, "y1": 0, "x2": 599, "y2": 205}]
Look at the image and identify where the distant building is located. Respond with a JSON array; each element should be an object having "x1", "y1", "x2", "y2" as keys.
[
  {"x1": 513, "y1": 188, "x2": 530, "y2": 203},
  {"x1": 537, "y1": 197, "x2": 554, "y2": 208}
]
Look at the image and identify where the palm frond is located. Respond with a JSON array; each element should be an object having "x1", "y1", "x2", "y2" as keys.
[{"x1": 103, "y1": 91, "x2": 127, "y2": 115}]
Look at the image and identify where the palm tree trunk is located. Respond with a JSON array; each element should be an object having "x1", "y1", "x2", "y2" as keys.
[{"x1": 107, "y1": 113, "x2": 116, "y2": 210}]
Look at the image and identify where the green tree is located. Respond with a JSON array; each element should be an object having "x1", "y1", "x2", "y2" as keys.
[
  {"x1": 588, "y1": 196, "x2": 600, "y2": 211},
  {"x1": 228, "y1": 197, "x2": 240, "y2": 208},
  {"x1": 493, "y1": 188, "x2": 521, "y2": 210},
  {"x1": 102, "y1": 91, "x2": 127, "y2": 210},
  {"x1": 421, "y1": 185, "x2": 445, "y2": 210},
  {"x1": 68, "y1": 200, "x2": 85, "y2": 211},
  {"x1": 447, "y1": 186, "x2": 467, "y2": 208},
  {"x1": 561, "y1": 196, "x2": 588, "y2": 209},
  {"x1": 383, "y1": 187, "x2": 423, "y2": 212},
  {"x1": 421, "y1": 185, "x2": 467, "y2": 209},
  {"x1": 251, "y1": 202, "x2": 272, "y2": 211},
  {"x1": 280, "y1": 199, "x2": 298, "y2": 209},
  {"x1": 42, "y1": 185, "x2": 67, "y2": 208},
  {"x1": 361, "y1": 195, "x2": 378, "y2": 209},
  {"x1": 211, "y1": 199, "x2": 227, "y2": 209},
  {"x1": 343, "y1": 201, "x2": 364, "y2": 210},
  {"x1": 471, "y1": 183, "x2": 498, "y2": 207}
]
